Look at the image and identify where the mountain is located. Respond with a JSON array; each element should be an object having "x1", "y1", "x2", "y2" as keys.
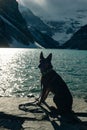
[
  {"x1": 0, "y1": 0, "x2": 59, "y2": 48},
  {"x1": 1, "y1": 0, "x2": 86, "y2": 49},
  {"x1": 46, "y1": 20, "x2": 81, "y2": 45},
  {"x1": 18, "y1": 5, "x2": 53, "y2": 37},
  {"x1": 62, "y1": 25, "x2": 87, "y2": 50},
  {"x1": 0, "y1": 0, "x2": 35, "y2": 47},
  {"x1": 19, "y1": 0, "x2": 87, "y2": 46},
  {"x1": 19, "y1": 2, "x2": 87, "y2": 47},
  {"x1": 18, "y1": 5, "x2": 59, "y2": 48},
  {"x1": 29, "y1": 27, "x2": 59, "y2": 48},
  {"x1": 0, "y1": 18, "x2": 9, "y2": 47},
  {"x1": 16, "y1": 0, "x2": 87, "y2": 49},
  {"x1": 18, "y1": 4, "x2": 80, "y2": 45}
]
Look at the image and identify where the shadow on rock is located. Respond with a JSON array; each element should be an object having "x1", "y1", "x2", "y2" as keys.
[
  {"x1": 0, "y1": 112, "x2": 24, "y2": 130},
  {"x1": 19, "y1": 101, "x2": 87, "y2": 130}
]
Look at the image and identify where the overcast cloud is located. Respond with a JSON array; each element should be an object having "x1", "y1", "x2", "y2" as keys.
[{"x1": 19, "y1": 0, "x2": 87, "y2": 21}]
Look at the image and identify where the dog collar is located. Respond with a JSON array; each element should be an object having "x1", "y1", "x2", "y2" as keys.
[{"x1": 41, "y1": 68, "x2": 53, "y2": 77}]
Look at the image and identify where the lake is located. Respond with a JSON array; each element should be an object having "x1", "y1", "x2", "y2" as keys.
[{"x1": 0, "y1": 48, "x2": 87, "y2": 99}]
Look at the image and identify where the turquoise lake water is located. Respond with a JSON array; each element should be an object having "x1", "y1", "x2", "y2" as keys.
[{"x1": 0, "y1": 49, "x2": 87, "y2": 99}]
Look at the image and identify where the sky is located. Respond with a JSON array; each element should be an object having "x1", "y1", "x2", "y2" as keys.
[{"x1": 18, "y1": 0, "x2": 87, "y2": 21}]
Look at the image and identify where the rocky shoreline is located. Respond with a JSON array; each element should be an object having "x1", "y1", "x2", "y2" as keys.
[{"x1": 0, "y1": 97, "x2": 87, "y2": 130}]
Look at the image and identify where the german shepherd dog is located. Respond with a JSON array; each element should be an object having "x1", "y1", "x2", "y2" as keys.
[{"x1": 38, "y1": 52, "x2": 73, "y2": 114}]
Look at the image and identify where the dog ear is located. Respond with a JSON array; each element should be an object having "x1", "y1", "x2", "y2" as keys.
[
  {"x1": 47, "y1": 53, "x2": 52, "y2": 61},
  {"x1": 40, "y1": 52, "x2": 44, "y2": 60}
]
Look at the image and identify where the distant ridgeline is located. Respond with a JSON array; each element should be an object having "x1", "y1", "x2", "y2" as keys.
[
  {"x1": 0, "y1": 0, "x2": 87, "y2": 49},
  {"x1": 62, "y1": 25, "x2": 87, "y2": 50}
]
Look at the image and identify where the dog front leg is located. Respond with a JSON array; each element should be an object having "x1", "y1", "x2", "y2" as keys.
[{"x1": 38, "y1": 87, "x2": 50, "y2": 105}]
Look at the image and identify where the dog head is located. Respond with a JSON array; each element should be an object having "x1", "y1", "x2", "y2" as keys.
[{"x1": 38, "y1": 52, "x2": 53, "y2": 74}]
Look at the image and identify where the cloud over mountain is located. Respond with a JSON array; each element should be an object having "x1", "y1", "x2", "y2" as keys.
[{"x1": 19, "y1": 0, "x2": 87, "y2": 21}]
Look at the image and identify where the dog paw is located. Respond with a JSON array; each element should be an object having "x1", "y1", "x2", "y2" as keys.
[{"x1": 49, "y1": 106, "x2": 57, "y2": 111}]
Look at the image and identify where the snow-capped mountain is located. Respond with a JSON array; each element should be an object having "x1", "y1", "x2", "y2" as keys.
[
  {"x1": 18, "y1": 0, "x2": 87, "y2": 48},
  {"x1": 18, "y1": 4, "x2": 59, "y2": 48},
  {"x1": 45, "y1": 9, "x2": 87, "y2": 45},
  {"x1": 0, "y1": 0, "x2": 87, "y2": 49}
]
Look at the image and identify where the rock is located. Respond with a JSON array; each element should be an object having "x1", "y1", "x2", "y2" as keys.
[{"x1": 0, "y1": 97, "x2": 87, "y2": 130}]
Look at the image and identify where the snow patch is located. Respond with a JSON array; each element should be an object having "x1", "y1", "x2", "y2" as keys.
[
  {"x1": 35, "y1": 42, "x2": 44, "y2": 48},
  {"x1": 10, "y1": 37, "x2": 43, "y2": 48},
  {"x1": 52, "y1": 32, "x2": 72, "y2": 45}
]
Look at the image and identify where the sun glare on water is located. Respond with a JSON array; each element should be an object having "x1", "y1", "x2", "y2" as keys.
[{"x1": 0, "y1": 48, "x2": 19, "y2": 65}]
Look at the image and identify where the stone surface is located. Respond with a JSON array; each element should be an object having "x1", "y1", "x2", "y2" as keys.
[{"x1": 0, "y1": 97, "x2": 87, "y2": 130}]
